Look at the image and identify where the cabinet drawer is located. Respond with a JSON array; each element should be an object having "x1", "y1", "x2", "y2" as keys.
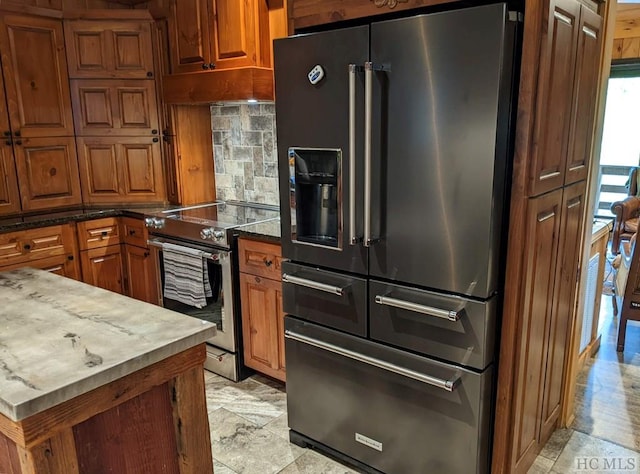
[
  {"x1": 0, "y1": 224, "x2": 76, "y2": 266},
  {"x1": 238, "y1": 238, "x2": 282, "y2": 279},
  {"x1": 77, "y1": 217, "x2": 121, "y2": 250},
  {"x1": 122, "y1": 217, "x2": 148, "y2": 247}
]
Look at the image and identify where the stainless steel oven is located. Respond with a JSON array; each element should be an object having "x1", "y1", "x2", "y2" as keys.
[{"x1": 147, "y1": 236, "x2": 239, "y2": 380}]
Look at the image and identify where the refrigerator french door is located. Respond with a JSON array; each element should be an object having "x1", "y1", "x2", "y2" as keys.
[{"x1": 275, "y1": 3, "x2": 520, "y2": 473}]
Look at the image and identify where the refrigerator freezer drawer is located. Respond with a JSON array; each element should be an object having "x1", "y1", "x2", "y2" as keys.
[
  {"x1": 282, "y1": 262, "x2": 367, "y2": 336},
  {"x1": 284, "y1": 317, "x2": 492, "y2": 474},
  {"x1": 370, "y1": 280, "x2": 497, "y2": 370}
]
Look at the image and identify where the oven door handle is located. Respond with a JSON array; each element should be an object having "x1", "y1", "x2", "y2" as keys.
[
  {"x1": 285, "y1": 330, "x2": 460, "y2": 392},
  {"x1": 282, "y1": 273, "x2": 349, "y2": 296},
  {"x1": 147, "y1": 238, "x2": 219, "y2": 261}
]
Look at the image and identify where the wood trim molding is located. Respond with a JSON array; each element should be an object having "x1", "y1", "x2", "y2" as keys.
[
  {"x1": 491, "y1": 1, "x2": 546, "y2": 473},
  {"x1": 162, "y1": 67, "x2": 274, "y2": 103},
  {"x1": 62, "y1": 9, "x2": 153, "y2": 20}
]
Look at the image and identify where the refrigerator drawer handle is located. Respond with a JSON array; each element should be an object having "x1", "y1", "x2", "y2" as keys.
[
  {"x1": 282, "y1": 273, "x2": 348, "y2": 296},
  {"x1": 348, "y1": 64, "x2": 359, "y2": 245},
  {"x1": 374, "y1": 295, "x2": 461, "y2": 322},
  {"x1": 285, "y1": 330, "x2": 460, "y2": 392}
]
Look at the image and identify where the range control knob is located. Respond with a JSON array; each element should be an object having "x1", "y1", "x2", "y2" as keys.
[
  {"x1": 200, "y1": 228, "x2": 225, "y2": 241},
  {"x1": 144, "y1": 217, "x2": 165, "y2": 229}
]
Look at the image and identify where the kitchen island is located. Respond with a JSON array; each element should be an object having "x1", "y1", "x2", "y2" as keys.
[{"x1": 0, "y1": 268, "x2": 216, "y2": 474}]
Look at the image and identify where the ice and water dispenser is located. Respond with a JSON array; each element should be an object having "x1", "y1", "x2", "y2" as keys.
[{"x1": 288, "y1": 148, "x2": 341, "y2": 248}]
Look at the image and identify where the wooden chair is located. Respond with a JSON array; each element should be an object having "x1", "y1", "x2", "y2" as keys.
[{"x1": 618, "y1": 234, "x2": 640, "y2": 351}]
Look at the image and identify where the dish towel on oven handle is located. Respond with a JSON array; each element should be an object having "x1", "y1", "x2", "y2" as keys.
[{"x1": 162, "y1": 242, "x2": 213, "y2": 308}]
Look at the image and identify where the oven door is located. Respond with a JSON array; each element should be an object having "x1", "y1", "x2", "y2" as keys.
[{"x1": 148, "y1": 237, "x2": 236, "y2": 352}]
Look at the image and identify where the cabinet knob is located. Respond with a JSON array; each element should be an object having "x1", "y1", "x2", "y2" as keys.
[
  {"x1": 202, "y1": 63, "x2": 210, "y2": 70},
  {"x1": 144, "y1": 251, "x2": 149, "y2": 257},
  {"x1": 101, "y1": 231, "x2": 108, "y2": 238},
  {"x1": 152, "y1": 129, "x2": 158, "y2": 135},
  {"x1": 15, "y1": 140, "x2": 22, "y2": 146},
  {"x1": 4, "y1": 140, "x2": 11, "y2": 146},
  {"x1": 3, "y1": 131, "x2": 10, "y2": 136},
  {"x1": 67, "y1": 255, "x2": 74, "y2": 261},
  {"x1": 152, "y1": 137, "x2": 159, "y2": 143},
  {"x1": 209, "y1": 63, "x2": 216, "y2": 69},
  {"x1": 146, "y1": 71, "x2": 153, "y2": 78},
  {"x1": 14, "y1": 131, "x2": 20, "y2": 137},
  {"x1": 23, "y1": 244, "x2": 31, "y2": 251},
  {"x1": 129, "y1": 229, "x2": 136, "y2": 235},
  {"x1": 264, "y1": 259, "x2": 273, "y2": 267}
]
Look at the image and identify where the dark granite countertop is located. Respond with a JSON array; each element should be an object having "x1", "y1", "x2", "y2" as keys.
[{"x1": 0, "y1": 204, "x2": 282, "y2": 243}]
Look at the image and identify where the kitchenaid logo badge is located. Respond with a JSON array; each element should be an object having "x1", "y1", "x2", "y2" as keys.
[
  {"x1": 355, "y1": 433, "x2": 383, "y2": 451},
  {"x1": 371, "y1": 0, "x2": 408, "y2": 9}
]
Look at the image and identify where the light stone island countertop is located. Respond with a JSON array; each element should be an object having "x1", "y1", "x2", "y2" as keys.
[{"x1": 0, "y1": 268, "x2": 216, "y2": 422}]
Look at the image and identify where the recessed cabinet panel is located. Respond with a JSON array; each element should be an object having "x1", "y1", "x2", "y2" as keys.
[
  {"x1": 112, "y1": 27, "x2": 154, "y2": 76},
  {"x1": 68, "y1": 30, "x2": 109, "y2": 76},
  {"x1": 0, "y1": 142, "x2": 20, "y2": 216},
  {"x1": 121, "y1": 142, "x2": 160, "y2": 195},
  {"x1": 72, "y1": 80, "x2": 158, "y2": 136},
  {"x1": 77, "y1": 138, "x2": 119, "y2": 199},
  {"x1": 565, "y1": 9, "x2": 602, "y2": 185},
  {"x1": 124, "y1": 243, "x2": 158, "y2": 305},
  {"x1": 80, "y1": 245, "x2": 125, "y2": 294},
  {"x1": 15, "y1": 137, "x2": 82, "y2": 211},
  {"x1": 0, "y1": 15, "x2": 74, "y2": 137},
  {"x1": 214, "y1": 0, "x2": 249, "y2": 59}
]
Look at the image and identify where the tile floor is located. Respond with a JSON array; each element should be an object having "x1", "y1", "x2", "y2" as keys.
[{"x1": 203, "y1": 296, "x2": 640, "y2": 474}]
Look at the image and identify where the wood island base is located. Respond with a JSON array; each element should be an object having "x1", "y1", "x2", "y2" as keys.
[{"x1": 0, "y1": 344, "x2": 213, "y2": 474}]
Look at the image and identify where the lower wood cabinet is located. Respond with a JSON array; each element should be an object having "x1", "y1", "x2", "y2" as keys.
[
  {"x1": 123, "y1": 242, "x2": 158, "y2": 305},
  {"x1": 239, "y1": 238, "x2": 285, "y2": 382},
  {"x1": 80, "y1": 244, "x2": 125, "y2": 294}
]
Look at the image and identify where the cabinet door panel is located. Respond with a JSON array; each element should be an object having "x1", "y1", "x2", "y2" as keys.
[
  {"x1": 80, "y1": 245, "x2": 125, "y2": 294},
  {"x1": 14, "y1": 137, "x2": 82, "y2": 211},
  {"x1": 0, "y1": 15, "x2": 74, "y2": 137},
  {"x1": 77, "y1": 137, "x2": 120, "y2": 201},
  {"x1": 124, "y1": 243, "x2": 158, "y2": 305},
  {"x1": 529, "y1": 0, "x2": 580, "y2": 196},
  {"x1": 511, "y1": 189, "x2": 563, "y2": 472},
  {"x1": 240, "y1": 272, "x2": 283, "y2": 380},
  {"x1": 540, "y1": 182, "x2": 586, "y2": 443},
  {"x1": 120, "y1": 140, "x2": 164, "y2": 199},
  {"x1": 65, "y1": 20, "x2": 154, "y2": 79},
  {"x1": 210, "y1": 0, "x2": 269, "y2": 69},
  {"x1": 72, "y1": 80, "x2": 158, "y2": 136},
  {"x1": 565, "y1": 8, "x2": 602, "y2": 185},
  {"x1": 168, "y1": 0, "x2": 211, "y2": 73},
  {"x1": 0, "y1": 142, "x2": 20, "y2": 216}
]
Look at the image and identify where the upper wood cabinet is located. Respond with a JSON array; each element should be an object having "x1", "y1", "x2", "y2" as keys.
[
  {"x1": 71, "y1": 79, "x2": 159, "y2": 136},
  {"x1": 0, "y1": 14, "x2": 74, "y2": 138},
  {"x1": 64, "y1": 20, "x2": 155, "y2": 79},
  {"x1": 529, "y1": 0, "x2": 601, "y2": 196},
  {"x1": 167, "y1": 0, "x2": 270, "y2": 74}
]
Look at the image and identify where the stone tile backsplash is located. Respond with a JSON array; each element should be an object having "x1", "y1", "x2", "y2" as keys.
[{"x1": 211, "y1": 103, "x2": 280, "y2": 206}]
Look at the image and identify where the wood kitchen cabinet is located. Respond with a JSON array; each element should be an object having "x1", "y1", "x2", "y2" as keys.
[
  {"x1": 239, "y1": 238, "x2": 285, "y2": 382},
  {"x1": 80, "y1": 244, "x2": 126, "y2": 293},
  {"x1": 0, "y1": 14, "x2": 82, "y2": 216},
  {"x1": 167, "y1": 0, "x2": 270, "y2": 74},
  {"x1": 122, "y1": 216, "x2": 158, "y2": 305},
  {"x1": 528, "y1": 0, "x2": 601, "y2": 196},
  {"x1": 76, "y1": 136, "x2": 165, "y2": 204},
  {"x1": 71, "y1": 79, "x2": 160, "y2": 136},
  {"x1": 64, "y1": 19, "x2": 155, "y2": 79},
  {"x1": 0, "y1": 223, "x2": 80, "y2": 280}
]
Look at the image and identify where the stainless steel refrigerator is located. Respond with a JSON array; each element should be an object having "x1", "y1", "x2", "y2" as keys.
[{"x1": 275, "y1": 4, "x2": 521, "y2": 473}]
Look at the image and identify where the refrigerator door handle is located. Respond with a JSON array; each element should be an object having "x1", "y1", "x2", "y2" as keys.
[
  {"x1": 282, "y1": 273, "x2": 349, "y2": 296},
  {"x1": 285, "y1": 329, "x2": 461, "y2": 392},
  {"x1": 363, "y1": 61, "x2": 373, "y2": 247},
  {"x1": 374, "y1": 295, "x2": 462, "y2": 322},
  {"x1": 348, "y1": 64, "x2": 360, "y2": 245}
]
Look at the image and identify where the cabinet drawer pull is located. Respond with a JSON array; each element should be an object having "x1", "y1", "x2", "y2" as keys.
[
  {"x1": 282, "y1": 273, "x2": 348, "y2": 296},
  {"x1": 285, "y1": 330, "x2": 460, "y2": 392},
  {"x1": 23, "y1": 244, "x2": 31, "y2": 251},
  {"x1": 264, "y1": 259, "x2": 273, "y2": 267},
  {"x1": 129, "y1": 230, "x2": 136, "y2": 235},
  {"x1": 374, "y1": 295, "x2": 461, "y2": 322},
  {"x1": 537, "y1": 211, "x2": 555, "y2": 223}
]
